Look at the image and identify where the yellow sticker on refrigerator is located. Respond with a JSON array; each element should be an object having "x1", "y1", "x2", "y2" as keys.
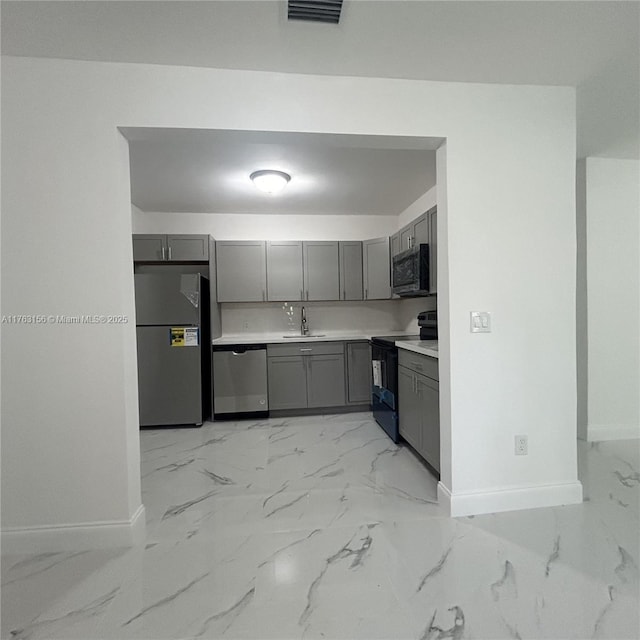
[{"x1": 170, "y1": 327, "x2": 199, "y2": 347}]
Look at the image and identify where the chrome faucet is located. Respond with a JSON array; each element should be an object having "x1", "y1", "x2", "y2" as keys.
[{"x1": 301, "y1": 306, "x2": 310, "y2": 336}]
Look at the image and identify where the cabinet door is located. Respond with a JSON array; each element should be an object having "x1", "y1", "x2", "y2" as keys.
[
  {"x1": 267, "y1": 356, "x2": 308, "y2": 410},
  {"x1": 216, "y1": 241, "x2": 267, "y2": 302},
  {"x1": 400, "y1": 227, "x2": 413, "y2": 251},
  {"x1": 412, "y1": 213, "x2": 428, "y2": 247},
  {"x1": 390, "y1": 233, "x2": 401, "y2": 258},
  {"x1": 363, "y1": 237, "x2": 391, "y2": 300},
  {"x1": 167, "y1": 235, "x2": 209, "y2": 261},
  {"x1": 303, "y1": 242, "x2": 340, "y2": 301},
  {"x1": 418, "y1": 375, "x2": 440, "y2": 472},
  {"x1": 427, "y1": 207, "x2": 437, "y2": 294},
  {"x1": 346, "y1": 341, "x2": 371, "y2": 404},
  {"x1": 339, "y1": 241, "x2": 363, "y2": 301},
  {"x1": 398, "y1": 366, "x2": 421, "y2": 452},
  {"x1": 132, "y1": 234, "x2": 167, "y2": 261},
  {"x1": 267, "y1": 241, "x2": 303, "y2": 301},
  {"x1": 306, "y1": 354, "x2": 346, "y2": 408}
]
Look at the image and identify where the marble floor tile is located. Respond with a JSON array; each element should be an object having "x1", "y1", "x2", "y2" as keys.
[{"x1": 2, "y1": 414, "x2": 639, "y2": 640}]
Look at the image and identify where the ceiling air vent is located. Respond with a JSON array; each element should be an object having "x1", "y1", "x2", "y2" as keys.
[{"x1": 288, "y1": 0, "x2": 343, "y2": 24}]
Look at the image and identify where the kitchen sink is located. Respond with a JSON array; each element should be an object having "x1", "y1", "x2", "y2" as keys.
[{"x1": 282, "y1": 334, "x2": 326, "y2": 339}]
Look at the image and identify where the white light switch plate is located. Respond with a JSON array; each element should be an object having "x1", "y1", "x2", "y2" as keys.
[{"x1": 470, "y1": 311, "x2": 491, "y2": 333}]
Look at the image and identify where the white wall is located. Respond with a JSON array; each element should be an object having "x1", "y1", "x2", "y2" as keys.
[
  {"x1": 576, "y1": 160, "x2": 588, "y2": 440},
  {"x1": 397, "y1": 185, "x2": 438, "y2": 229},
  {"x1": 585, "y1": 158, "x2": 640, "y2": 440},
  {"x1": 133, "y1": 211, "x2": 398, "y2": 240},
  {"x1": 2, "y1": 56, "x2": 580, "y2": 549}
]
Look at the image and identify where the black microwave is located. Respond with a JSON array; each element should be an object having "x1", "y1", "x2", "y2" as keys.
[{"x1": 392, "y1": 244, "x2": 430, "y2": 296}]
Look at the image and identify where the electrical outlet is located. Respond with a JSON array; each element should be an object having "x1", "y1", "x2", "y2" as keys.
[{"x1": 514, "y1": 435, "x2": 528, "y2": 456}]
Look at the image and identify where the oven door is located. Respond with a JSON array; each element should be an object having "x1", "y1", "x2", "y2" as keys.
[{"x1": 370, "y1": 342, "x2": 400, "y2": 443}]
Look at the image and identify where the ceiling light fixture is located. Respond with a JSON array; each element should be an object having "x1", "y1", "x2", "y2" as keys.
[{"x1": 250, "y1": 170, "x2": 291, "y2": 195}]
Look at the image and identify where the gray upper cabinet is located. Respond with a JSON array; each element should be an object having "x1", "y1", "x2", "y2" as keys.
[
  {"x1": 216, "y1": 241, "x2": 267, "y2": 302},
  {"x1": 133, "y1": 234, "x2": 209, "y2": 262},
  {"x1": 133, "y1": 235, "x2": 166, "y2": 261},
  {"x1": 339, "y1": 241, "x2": 363, "y2": 301},
  {"x1": 390, "y1": 233, "x2": 401, "y2": 258},
  {"x1": 346, "y1": 341, "x2": 371, "y2": 404},
  {"x1": 303, "y1": 242, "x2": 340, "y2": 301},
  {"x1": 166, "y1": 235, "x2": 209, "y2": 261},
  {"x1": 267, "y1": 241, "x2": 303, "y2": 301},
  {"x1": 400, "y1": 227, "x2": 413, "y2": 252},
  {"x1": 363, "y1": 237, "x2": 391, "y2": 300},
  {"x1": 398, "y1": 212, "x2": 428, "y2": 252},
  {"x1": 413, "y1": 213, "x2": 429, "y2": 247}
]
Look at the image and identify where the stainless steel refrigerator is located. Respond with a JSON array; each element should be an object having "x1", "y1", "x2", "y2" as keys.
[{"x1": 134, "y1": 273, "x2": 211, "y2": 427}]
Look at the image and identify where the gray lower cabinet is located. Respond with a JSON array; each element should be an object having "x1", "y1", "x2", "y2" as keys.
[
  {"x1": 363, "y1": 236, "x2": 391, "y2": 300},
  {"x1": 398, "y1": 366, "x2": 422, "y2": 451},
  {"x1": 133, "y1": 234, "x2": 209, "y2": 262},
  {"x1": 339, "y1": 241, "x2": 363, "y2": 300},
  {"x1": 267, "y1": 342, "x2": 347, "y2": 411},
  {"x1": 346, "y1": 341, "x2": 371, "y2": 404},
  {"x1": 398, "y1": 350, "x2": 439, "y2": 473},
  {"x1": 267, "y1": 241, "x2": 304, "y2": 301},
  {"x1": 419, "y1": 376, "x2": 440, "y2": 471},
  {"x1": 307, "y1": 354, "x2": 346, "y2": 407},
  {"x1": 216, "y1": 241, "x2": 267, "y2": 302},
  {"x1": 303, "y1": 241, "x2": 340, "y2": 301},
  {"x1": 267, "y1": 355, "x2": 308, "y2": 410}
]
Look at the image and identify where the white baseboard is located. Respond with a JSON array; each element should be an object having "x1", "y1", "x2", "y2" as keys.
[
  {"x1": 587, "y1": 424, "x2": 640, "y2": 442},
  {"x1": 437, "y1": 481, "x2": 583, "y2": 517},
  {"x1": 1, "y1": 504, "x2": 146, "y2": 556}
]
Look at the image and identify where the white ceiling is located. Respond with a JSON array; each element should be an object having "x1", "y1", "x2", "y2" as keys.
[
  {"x1": 122, "y1": 129, "x2": 440, "y2": 215},
  {"x1": 3, "y1": 1, "x2": 638, "y2": 214}
]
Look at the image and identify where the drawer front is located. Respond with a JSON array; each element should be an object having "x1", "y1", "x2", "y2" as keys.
[
  {"x1": 399, "y1": 349, "x2": 438, "y2": 381},
  {"x1": 267, "y1": 341, "x2": 345, "y2": 357}
]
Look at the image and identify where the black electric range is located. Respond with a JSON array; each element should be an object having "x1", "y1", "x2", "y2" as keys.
[{"x1": 369, "y1": 335, "x2": 420, "y2": 442}]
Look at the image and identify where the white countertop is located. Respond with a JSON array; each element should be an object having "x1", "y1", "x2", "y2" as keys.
[
  {"x1": 396, "y1": 340, "x2": 439, "y2": 359},
  {"x1": 212, "y1": 331, "x2": 418, "y2": 346}
]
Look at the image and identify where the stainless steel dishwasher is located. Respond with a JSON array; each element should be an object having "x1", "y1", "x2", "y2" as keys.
[{"x1": 212, "y1": 344, "x2": 268, "y2": 419}]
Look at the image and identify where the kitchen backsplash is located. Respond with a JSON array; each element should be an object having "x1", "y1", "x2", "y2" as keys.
[{"x1": 220, "y1": 297, "x2": 437, "y2": 336}]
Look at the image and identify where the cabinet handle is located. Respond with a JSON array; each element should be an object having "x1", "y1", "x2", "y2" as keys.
[
  {"x1": 411, "y1": 361, "x2": 423, "y2": 370},
  {"x1": 168, "y1": 246, "x2": 172, "y2": 260},
  {"x1": 300, "y1": 348, "x2": 313, "y2": 352},
  {"x1": 161, "y1": 246, "x2": 166, "y2": 260}
]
